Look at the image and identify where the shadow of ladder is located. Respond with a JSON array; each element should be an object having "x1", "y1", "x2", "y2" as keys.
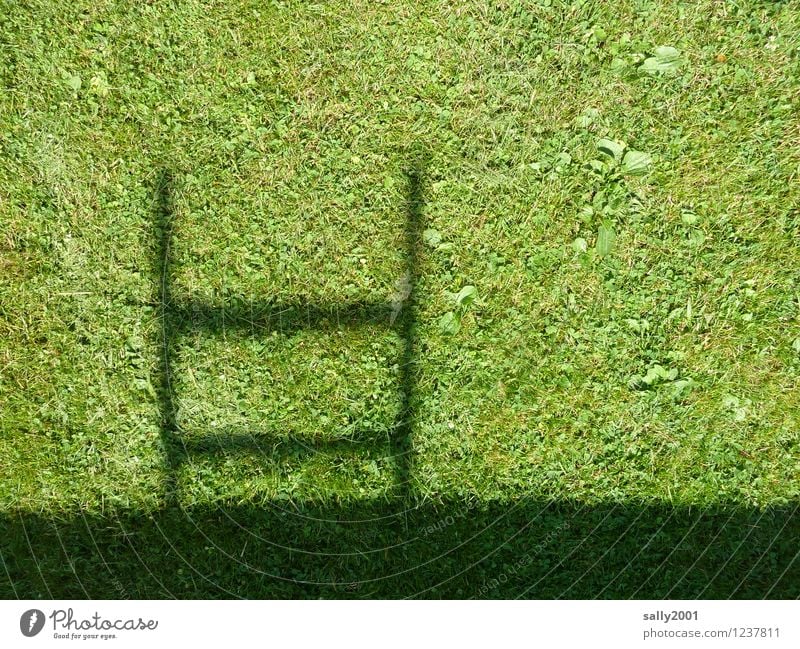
[{"x1": 152, "y1": 163, "x2": 425, "y2": 507}]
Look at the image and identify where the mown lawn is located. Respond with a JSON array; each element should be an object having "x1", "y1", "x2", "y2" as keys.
[{"x1": 1, "y1": 0, "x2": 799, "y2": 598}]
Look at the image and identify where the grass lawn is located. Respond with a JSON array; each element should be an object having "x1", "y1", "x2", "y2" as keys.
[{"x1": 1, "y1": 0, "x2": 799, "y2": 598}]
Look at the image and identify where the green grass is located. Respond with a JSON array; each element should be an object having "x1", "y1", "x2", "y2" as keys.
[{"x1": 1, "y1": 0, "x2": 799, "y2": 598}]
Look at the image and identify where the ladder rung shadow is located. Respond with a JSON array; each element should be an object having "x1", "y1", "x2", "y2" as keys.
[
  {"x1": 168, "y1": 300, "x2": 396, "y2": 335},
  {"x1": 177, "y1": 433, "x2": 396, "y2": 460}
]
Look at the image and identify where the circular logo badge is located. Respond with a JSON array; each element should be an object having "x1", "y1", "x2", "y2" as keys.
[{"x1": 20, "y1": 609, "x2": 45, "y2": 637}]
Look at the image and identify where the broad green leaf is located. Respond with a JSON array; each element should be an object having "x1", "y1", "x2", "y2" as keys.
[
  {"x1": 62, "y1": 73, "x2": 82, "y2": 92},
  {"x1": 621, "y1": 150, "x2": 652, "y2": 175},
  {"x1": 671, "y1": 379, "x2": 695, "y2": 400},
  {"x1": 571, "y1": 237, "x2": 588, "y2": 253},
  {"x1": 640, "y1": 45, "x2": 683, "y2": 73},
  {"x1": 423, "y1": 228, "x2": 442, "y2": 247},
  {"x1": 633, "y1": 364, "x2": 679, "y2": 388},
  {"x1": 689, "y1": 230, "x2": 706, "y2": 246},
  {"x1": 89, "y1": 74, "x2": 110, "y2": 97},
  {"x1": 575, "y1": 108, "x2": 599, "y2": 128},
  {"x1": 588, "y1": 159, "x2": 607, "y2": 174},
  {"x1": 654, "y1": 46, "x2": 681, "y2": 62},
  {"x1": 438, "y1": 311, "x2": 460, "y2": 335},
  {"x1": 554, "y1": 151, "x2": 572, "y2": 167},
  {"x1": 454, "y1": 285, "x2": 477, "y2": 308},
  {"x1": 595, "y1": 222, "x2": 615, "y2": 257},
  {"x1": 625, "y1": 318, "x2": 642, "y2": 333},
  {"x1": 642, "y1": 365, "x2": 663, "y2": 385},
  {"x1": 722, "y1": 395, "x2": 740, "y2": 409},
  {"x1": 596, "y1": 138, "x2": 625, "y2": 161},
  {"x1": 610, "y1": 57, "x2": 627, "y2": 73},
  {"x1": 640, "y1": 58, "x2": 661, "y2": 73}
]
